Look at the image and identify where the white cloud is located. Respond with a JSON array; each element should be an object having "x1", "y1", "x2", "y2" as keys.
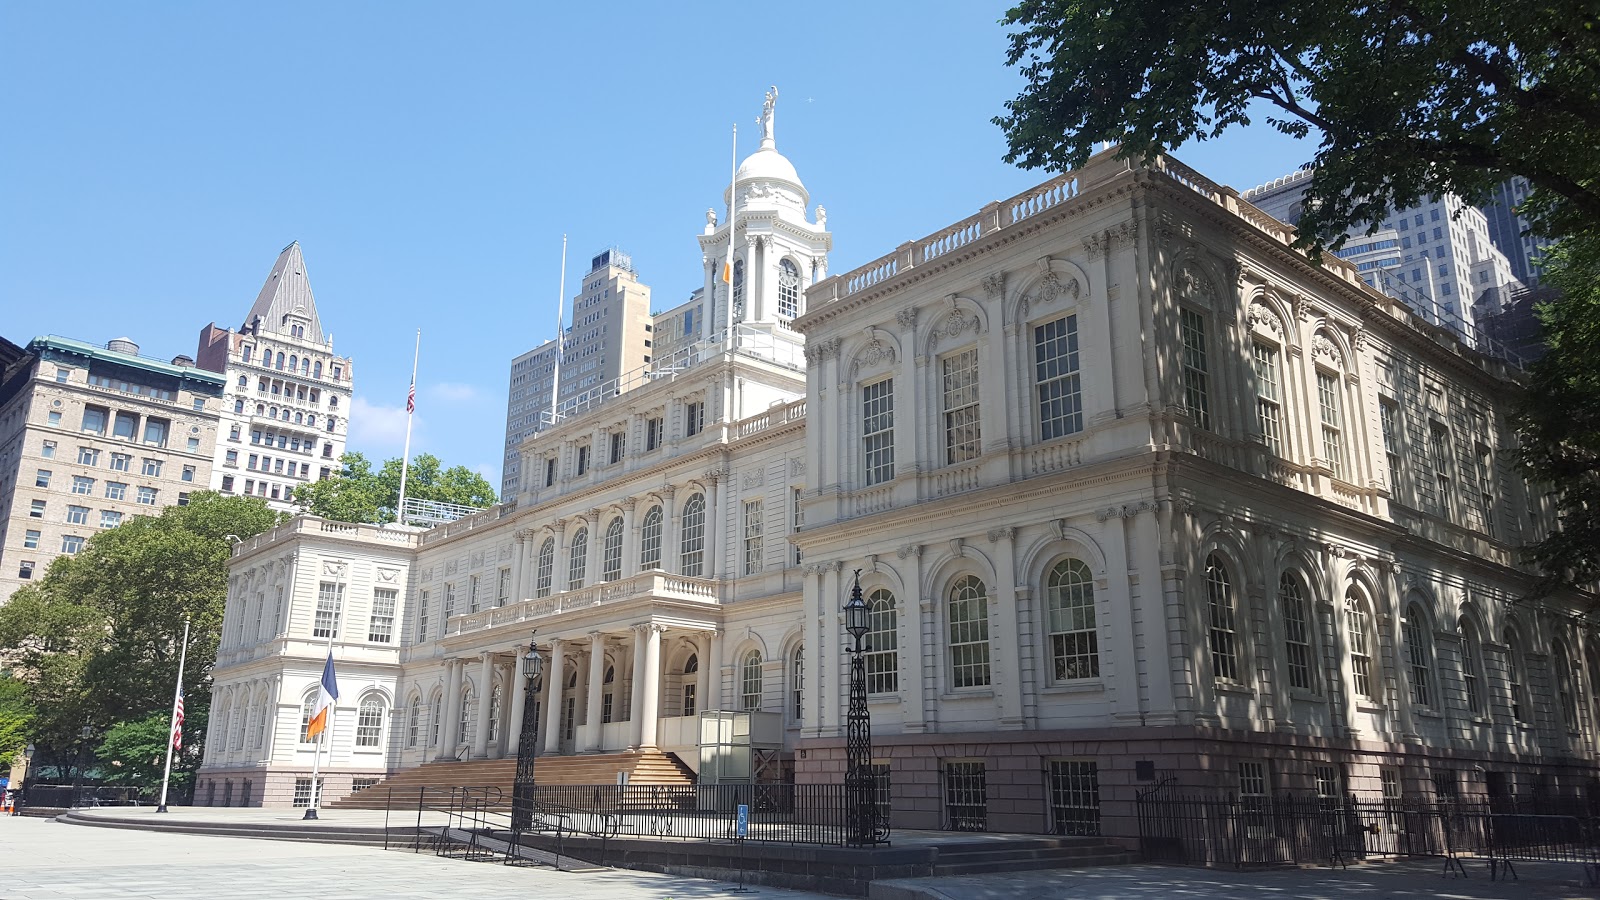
[
  {"x1": 347, "y1": 395, "x2": 415, "y2": 459},
  {"x1": 427, "y1": 381, "x2": 482, "y2": 403}
]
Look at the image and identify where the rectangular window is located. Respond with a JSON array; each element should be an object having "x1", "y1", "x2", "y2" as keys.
[
  {"x1": 1239, "y1": 761, "x2": 1269, "y2": 831},
  {"x1": 77, "y1": 446, "x2": 99, "y2": 466},
  {"x1": 1252, "y1": 343, "x2": 1283, "y2": 455},
  {"x1": 1432, "y1": 771, "x2": 1458, "y2": 800},
  {"x1": 609, "y1": 431, "x2": 625, "y2": 464},
  {"x1": 417, "y1": 591, "x2": 430, "y2": 642},
  {"x1": 100, "y1": 510, "x2": 122, "y2": 528},
  {"x1": 1178, "y1": 309, "x2": 1211, "y2": 429},
  {"x1": 56, "y1": 367, "x2": 71, "y2": 383},
  {"x1": 313, "y1": 581, "x2": 345, "y2": 638},
  {"x1": 141, "y1": 458, "x2": 162, "y2": 477},
  {"x1": 792, "y1": 487, "x2": 804, "y2": 566},
  {"x1": 941, "y1": 348, "x2": 982, "y2": 463},
  {"x1": 72, "y1": 475, "x2": 94, "y2": 495},
  {"x1": 944, "y1": 761, "x2": 988, "y2": 832},
  {"x1": 1348, "y1": 606, "x2": 1373, "y2": 699},
  {"x1": 1475, "y1": 442, "x2": 1497, "y2": 538},
  {"x1": 182, "y1": 465, "x2": 195, "y2": 483},
  {"x1": 685, "y1": 400, "x2": 704, "y2": 437},
  {"x1": 743, "y1": 499, "x2": 764, "y2": 575},
  {"x1": 1314, "y1": 765, "x2": 1342, "y2": 811},
  {"x1": 1430, "y1": 423, "x2": 1454, "y2": 517},
  {"x1": 1380, "y1": 399, "x2": 1402, "y2": 495},
  {"x1": 29, "y1": 500, "x2": 45, "y2": 517},
  {"x1": 1404, "y1": 614, "x2": 1432, "y2": 708},
  {"x1": 82, "y1": 406, "x2": 108, "y2": 435},
  {"x1": 40, "y1": 440, "x2": 56, "y2": 459},
  {"x1": 137, "y1": 486, "x2": 158, "y2": 505},
  {"x1": 111, "y1": 411, "x2": 136, "y2": 440},
  {"x1": 1317, "y1": 371, "x2": 1344, "y2": 479},
  {"x1": 292, "y1": 778, "x2": 323, "y2": 808},
  {"x1": 497, "y1": 568, "x2": 510, "y2": 606},
  {"x1": 142, "y1": 418, "x2": 169, "y2": 447},
  {"x1": 61, "y1": 534, "x2": 85, "y2": 554},
  {"x1": 646, "y1": 416, "x2": 663, "y2": 451},
  {"x1": 110, "y1": 453, "x2": 130, "y2": 472},
  {"x1": 1035, "y1": 316, "x2": 1083, "y2": 439},
  {"x1": 576, "y1": 444, "x2": 590, "y2": 476},
  {"x1": 368, "y1": 588, "x2": 397, "y2": 643},
  {"x1": 16, "y1": 561, "x2": 34, "y2": 580},
  {"x1": 861, "y1": 378, "x2": 895, "y2": 486},
  {"x1": 66, "y1": 505, "x2": 89, "y2": 525},
  {"x1": 221, "y1": 475, "x2": 234, "y2": 492},
  {"x1": 468, "y1": 574, "x2": 481, "y2": 612},
  {"x1": 544, "y1": 457, "x2": 556, "y2": 487},
  {"x1": 1047, "y1": 760, "x2": 1101, "y2": 836},
  {"x1": 22, "y1": 530, "x2": 39, "y2": 549},
  {"x1": 35, "y1": 470, "x2": 51, "y2": 488}
]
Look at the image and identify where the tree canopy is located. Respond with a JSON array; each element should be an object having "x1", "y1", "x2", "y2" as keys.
[
  {"x1": 0, "y1": 492, "x2": 281, "y2": 780},
  {"x1": 291, "y1": 451, "x2": 497, "y2": 524},
  {"x1": 997, "y1": 1, "x2": 1600, "y2": 595}
]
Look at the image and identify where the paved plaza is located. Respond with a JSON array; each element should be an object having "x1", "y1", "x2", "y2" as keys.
[{"x1": 2, "y1": 814, "x2": 1597, "y2": 900}]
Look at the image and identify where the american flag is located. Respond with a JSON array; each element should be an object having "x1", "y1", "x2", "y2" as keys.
[
  {"x1": 170, "y1": 687, "x2": 185, "y2": 751},
  {"x1": 406, "y1": 381, "x2": 415, "y2": 414}
]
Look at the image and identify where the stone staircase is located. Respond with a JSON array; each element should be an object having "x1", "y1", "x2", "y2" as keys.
[
  {"x1": 325, "y1": 749, "x2": 695, "y2": 809},
  {"x1": 924, "y1": 835, "x2": 1137, "y2": 875}
]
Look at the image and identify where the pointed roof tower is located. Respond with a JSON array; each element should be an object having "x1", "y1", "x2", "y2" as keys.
[{"x1": 244, "y1": 241, "x2": 325, "y2": 343}]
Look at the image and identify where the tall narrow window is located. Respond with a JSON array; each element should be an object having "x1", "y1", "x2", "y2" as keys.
[
  {"x1": 1205, "y1": 555, "x2": 1238, "y2": 681},
  {"x1": 1047, "y1": 559, "x2": 1098, "y2": 681},
  {"x1": 1430, "y1": 422, "x2": 1454, "y2": 517},
  {"x1": 1460, "y1": 618, "x2": 1485, "y2": 716},
  {"x1": 407, "y1": 698, "x2": 421, "y2": 748},
  {"x1": 732, "y1": 258, "x2": 746, "y2": 318},
  {"x1": 602, "y1": 517, "x2": 624, "y2": 581},
  {"x1": 1347, "y1": 588, "x2": 1373, "y2": 699},
  {"x1": 942, "y1": 348, "x2": 982, "y2": 462},
  {"x1": 313, "y1": 582, "x2": 344, "y2": 639},
  {"x1": 355, "y1": 697, "x2": 385, "y2": 748},
  {"x1": 536, "y1": 538, "x2": 555, "y2": 597},
  {"x1": 865, "y1": 589, "x2": 898, "y2": 693},
  {"x1": 1280, "y1": 574, "x2": 1314, "y2": 691},
  {"x1": 639, "y1": 505, "x2": 664, "y2": 570},
  {"x1": 791, "y1": 648, "x2": 804, "y2": 721},
  {"x1": 777, "y1": 258, "x2": 801, "y2": 318},
  {"x1": 741, "y1": 651, "x2": 763, "y2": 711},
  {"x1": 1380, "y1": 398, "x2": 1403, "y2": 495},
  {"x1": 1317, "y1": 371, "x2": 1345, "y2": 479},
  {"x1": 1474, "y1": 442, "x2": 1497, "y2": 537},
  {"x1": 1035, "y1": 315, "x2": 1082, "y2": 439},
  {"x1": 568, "y1": 528, "x2": 589, "y2": 590},
  {"x1": 680, "y1": 493, "x2": 706, "y2": 577},
  {"x1": 368, "y1": 588, "x2": 396, "y2": 643},
  {"x1": 497, "y1": 568, "x2": 510, "y2": 606},
  {"x1": 430, "y1": 694, "x2": 442, "y2": 746},
  {"x1": 1178, "y1": 309, "x2": 1211, "y2": 429},
  {"x1": 468, "y1": 575, "x2": 480, "y2": 612},
  {"x1": 743, "y1": 500, "x2": 764, "y2": 575},
  {"x1": 1252, "y1": 343, "x2": 1284, "y2": 455},
  {"x1": 488, "y1": 686, "x2": 503, "y2": 739},
  {"x1": 862, "y1": 379, "x2": 895, "y2": 486},
  {"x1": 1403, "y1": 603, "x2": 1433, "y2": 708},
  {"x1": 1554, "y1": 641, "x2": 1579, "y2": 730},
  {"x1": 948, "y1": 576, "x2": 992, "y2": 688},
  {"x1": 685, "y1": 401, "x2": 704, "y2": 437},
  {"x1": 1505, "y1": 627, "x2": 1527, "y2": 722}
]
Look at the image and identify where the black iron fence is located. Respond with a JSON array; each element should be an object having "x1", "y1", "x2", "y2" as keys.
[
  {"x1": 1138, "y1": 791, "x2": 1600, "y2": 880},
  {"x1": 16, "y1": 784, "x2": 146, "y2": 810}
]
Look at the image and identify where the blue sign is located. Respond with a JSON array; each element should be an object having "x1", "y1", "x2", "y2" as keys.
[{"x1": 736, "y1": 803, "x2": 749, "y2": 838}]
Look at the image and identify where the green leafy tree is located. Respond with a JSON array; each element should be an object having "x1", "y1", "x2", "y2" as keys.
[
  {"x1": 292, "y1": 451, "x2": 497, "y2": 523},
  {"x1": 0, "y1": 677, "x2": 35, "y2": 779},
  {"x1": 95, "y1": 713, "x2": 187, "y2": 796},
  {"x1": 0, "y1": 492, "x2": 280, "y2": 778},
  {"x1": 995, "y1": 1, "x2": 1600, "y2": 592}
]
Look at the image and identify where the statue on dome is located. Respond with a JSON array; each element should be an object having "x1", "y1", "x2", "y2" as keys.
[
  {"x1": 759, "y1": 86, "x2": 778, "y2": 144},
  {"x1": 707, "y1": 208, "x2": 717, "y2": 227}
]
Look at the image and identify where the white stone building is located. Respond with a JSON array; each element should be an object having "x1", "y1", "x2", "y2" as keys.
[
  {"x1": 199, "y1": 105, "x2": 1595, "y2": 840},
  {"x1": 196, "y1": 242, "x2": 354, "y2": 511}
]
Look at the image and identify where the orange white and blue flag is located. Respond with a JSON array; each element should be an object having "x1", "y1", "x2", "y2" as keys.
[{"x1": 305, "y1": 652, "x2": 339, "y2": 740}]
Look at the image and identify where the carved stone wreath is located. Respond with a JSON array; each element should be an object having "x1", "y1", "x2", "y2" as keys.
[
  {"x1": 1247, "y1": 301, "x2": 1283, "y2": 336},
  {"x1": 1312, "y1": 332, "x2": 1343, "y2": 368},
  {"x1": 1178, "y1": 263, "x2": 1215, "y2": 303}
]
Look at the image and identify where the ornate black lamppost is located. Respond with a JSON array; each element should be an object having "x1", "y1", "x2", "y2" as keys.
[
  {"x1": 510, "y1": 631, "x2": 545, "y2": 834},
  {"x1": 843, "y1": 570, "x2": 883, "y2": 846}
]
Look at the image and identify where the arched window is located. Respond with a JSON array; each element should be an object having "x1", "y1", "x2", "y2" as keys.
[
  {"x1": 289, "y1": 354, "x2": 297, "y2": 372},
  {"x1": 680, "y1": 494, "x2": 706, "y2": 577},
  {"x1": 237, "y1": 375, "x2": 247, "y2": 387},
  {"x1": 256, "y1": 403, "x2": 265, "y2": 415},
  {"x1": 407, "y1": 697, "x2": 421, "y2": 748},
  {"x1": 948, "y1": 575, "x2": 991, "y2": 688},
  {"x1": 778, "y1": 258, "x2": 801, "y2": 318},
  {"x1": 536, "y1": 538, "x2": 555, "y2": 597},
  {"x1": 299, "y1": 694, "x2": 318, "y2": 743},
  {"x1": 640, "y1": 505, "x2": 664, "y2": 570},
  {"x1": 294, "y1": 412, "x2": 302, "y2": 424},
  {"x1": 429, "y1": 693, "x2": 442, "y2": 746},
  {"x1": 488, "y1": 685, "x2": 503, "y2": 741},
  {"x1": 741, "y1": 651, "x2": 763, "y2": 710},
  {"x1": 568, "y1": 527, "x2": 588, "y2": 590},
  {"x1": 301, "y1": 357, "x2": 310, "y2": 375},
  {"x1": 356, "y1": 695, "x2": 386, "y2": 748},
  {"x1": 1205, "y1": 555, "x2": 1239, "y2": 681},
  {"x1": 602, "y1": 517, "x2": 624, "y2": 581},
  {"x1": 1279, "y1": 573, "x2": 1314, "y2": 691},
  {"x1": 602, "y1": 665, "x2": 615, "y2": 723},
  {"x1": 458, "y1": 688, "x2": 474, "y2": 743},
  {"x1": 682, "y1": 654, "x2": 699, "y2": 717},
  {"x1": 1459, "y1": 618, "x2": 1486, "y2": 716},
  {"x1": 252, "y1": 691, "x2": 268, "y2": 748},
  {"x1": 1346, "y1": 586, "x2": 1374, "y2": 699},
  {"x1": 1403, "y1": 602, "x2": 1434, "y2": 708},
  {"x1": 865, "y1": 589, "x2": 898, "y2": 694},
  {"x1": 1047, "y1": 559, "x2": 1098, "y2": 681},
  {"x1": 275, "y1": 351, "x2": 285, "y2": 370},
  {"x1": 1505, "y1": 627, "x2": 1528, "y2": 722},
  {"x1": 1554, "y1": 640, "x2": 1579, "y2": 730},
  {"x1": 791, "y1": 648, "x2": 804, "y2": 721},
  {"x1": 313, "y1": 360, "x2": 322, "y2": 378}
]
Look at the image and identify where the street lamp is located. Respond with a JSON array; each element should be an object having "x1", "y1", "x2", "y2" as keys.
[
  {"x1": 510, "y1": 631, "x2": 545, "y2": 834},
  {"x1": 843, "y1": 569, "x2": 883, "y2": 846}
]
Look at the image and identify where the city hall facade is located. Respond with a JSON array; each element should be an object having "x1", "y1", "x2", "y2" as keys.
[{"x1": 197, "y1": 116, "x2": 1597, "y2": 838}]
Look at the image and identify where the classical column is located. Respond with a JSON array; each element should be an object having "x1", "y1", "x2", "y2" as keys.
[
  {"x1": 640, "y1": 625, "x2": 664, "y2": 748},
  {"x1": 511, "y1": 530, "x2": 530, "y2": 602},
  {"x1": 629, "y1": 629, "x2": 648, "y2": 747},
  {"x1": 543, "y1": 640, "x2": 566, "y2": 754},
  {"x1": 899, "y1": 545, "x2": 928, "y2": 732},
  {"x1": 436, "y1": 659, "x2": 463, "y2": 761},
  {"x1": 586, "y1": 509, "x2": 604, "y2": 584},
  {"x1": 620, "y1": 498, "x2": 639, "y2": 580},
  {"x1": 504, "y1": 656, "x2": 527, "y2": 757},
  {"x1": 552, "y1": 522, "x2": 570, "y2": 593},
  {"x1": 704, "y1": 628, "x2": 724, "y2": 713},
  {"x1": 706, "y1": 472, "x2": 723, "y2": 580},
  {"x1": 661, "y1": 487, "x2": 679, "y2": 573},
  {"x1": 584, "y1": 631, "x2": 606, "y2": 752},
  {"x1": 802, "y1": 565, "x2": 826, "y2": 738},
  {"x1": 472, "y1": 652, "x2": 495, "y2": 758}
]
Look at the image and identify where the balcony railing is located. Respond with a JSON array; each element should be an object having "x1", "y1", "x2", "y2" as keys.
[{"x1": 444, "y1": 570, "x2": 718, "y2": 637}]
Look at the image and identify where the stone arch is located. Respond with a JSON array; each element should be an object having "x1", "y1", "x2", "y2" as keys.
[
  {"x1": 844, "y1": 327, "x2": 902, "y2": 385},
  {"x1": 1011, "y1": 256, "x2": 1090, "y2": 325},
  {"x1": 1197, "y1": 520, "x2": 1259, "y2": 591},
  {"x1": 1244, "y1": 286, "x2": 1295, "y2": 347},
  {"x1": 921, "y1": 294, "x2": 989, "y2": 358},
  {"x1": 1169, "y1": 246, "x2": 1229, "y2": 311},
  {"x1": 1309, "y1": 322, "x2": 1353, "y2": 372},
  {"x1": 921, "y1": 541, "x2": 1000, "y2": 600},
  {"x1": 1019, "y1": 522, "x2": 1109, "y2": 585}
]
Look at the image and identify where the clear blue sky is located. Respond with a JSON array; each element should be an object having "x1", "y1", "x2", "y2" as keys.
[{"x1": 0, "y1": 2, "x2": 1312, "y2": 492}]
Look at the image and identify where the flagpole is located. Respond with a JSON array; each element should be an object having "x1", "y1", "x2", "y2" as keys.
[
  {"x1": 155, "y1": 617, "x2": 190, "y2": 813},
  {"x1": 549, "y1": 235, "x2": 568, "y2": 429},
  {"x1": 396, "y1": 329, "x2": 420, "y2": 526},
  {"x1": 725, "y1": 123, "x2": 738, "y2": 340},
  {"x1": 304, "y1": 628, "x2": 336, "y2": 820}
]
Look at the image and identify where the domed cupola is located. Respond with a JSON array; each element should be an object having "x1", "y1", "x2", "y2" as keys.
[{"x1": 727, "y1": 87, "x2": 809, "y2": 215}]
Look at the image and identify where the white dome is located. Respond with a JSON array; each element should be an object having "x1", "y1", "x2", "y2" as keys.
[{"x1": 735, "y1": 147, "x2": 804, "y2": 189}]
